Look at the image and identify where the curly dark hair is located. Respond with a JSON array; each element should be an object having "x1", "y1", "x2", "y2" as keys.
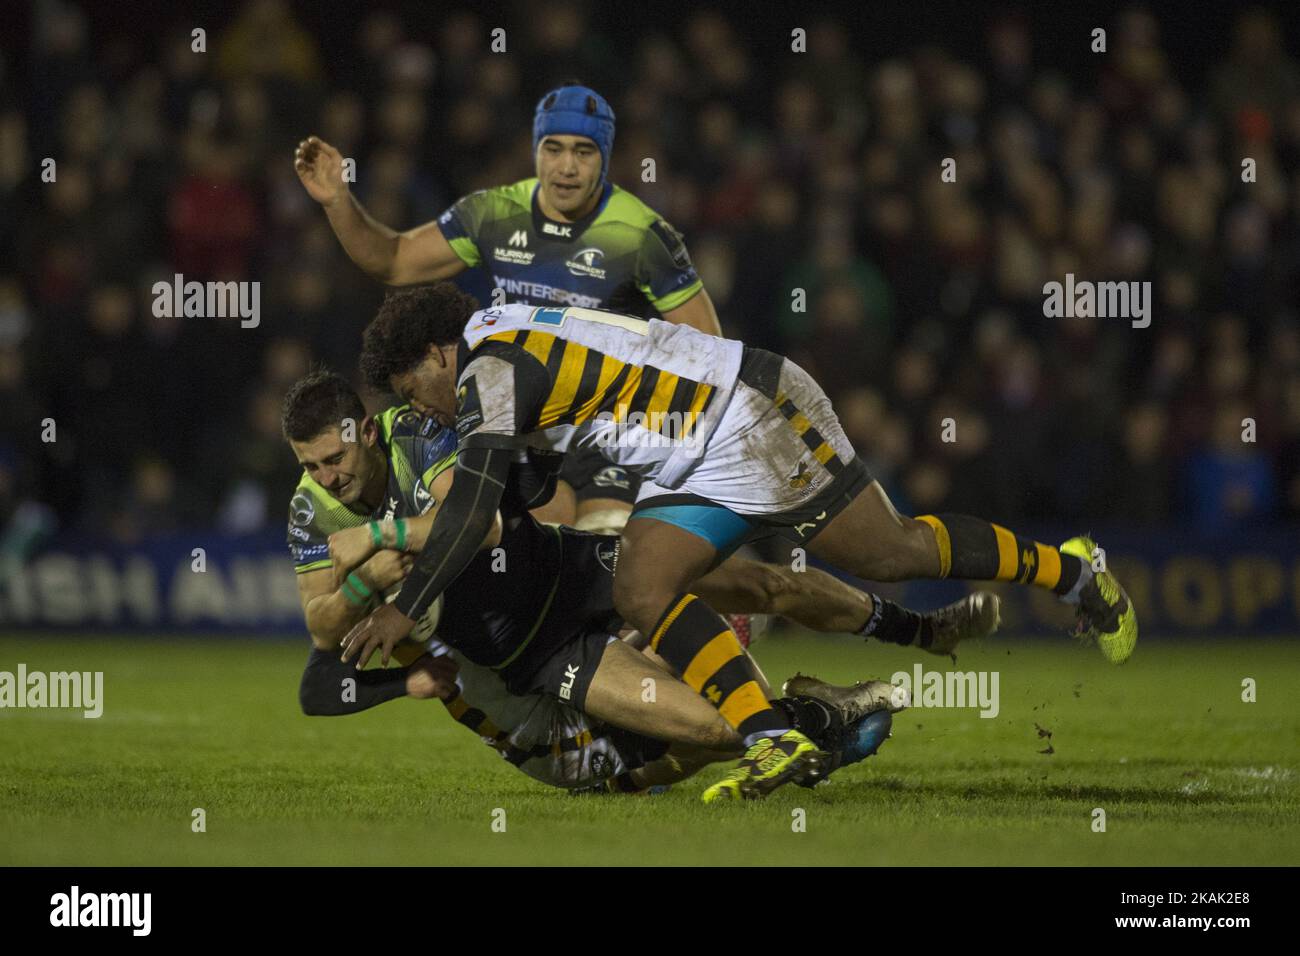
[
  {"x1": 281, "y1": 368, "x2": 366, "y2": 442},
  {"x1": 360, "y1": 283, "x2": 479, "y2": 391}
]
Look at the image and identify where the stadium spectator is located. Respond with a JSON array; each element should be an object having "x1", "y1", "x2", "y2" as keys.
[{"x1": 2, "y1": 1, "x2": 1298, "y2": 538}]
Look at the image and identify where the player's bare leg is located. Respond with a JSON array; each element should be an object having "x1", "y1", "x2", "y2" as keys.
[
  {"x1": 582, "y1": 639, "x2": 740, "y2": 751},
  {"x1": 627, "y1": 744, "x2": 738, "y2": 789},
  {"x1": 614, "y1": 516, "x2": 826, "y2": 801},
  {"x1": 694, "y1": 557, "x2": 869, "y2": 632},
  {"x1": 803, "y1": 481, "x2": 941, "y2": 582},
  {"x1": 612, "y1": 516, "x2": 728, "y2": 638},
  {"x1": 528, "y1": 478, "x2": 577, "y2": 525},
  {"x1": 691, "y1": 552, "x2": 998, "y2": 656},
  {"x1": 572, "y1": 496, "x2": 632, "y2": 535},
  {"x1": 567, "y1": 483, "x2": 770, "y2": 644},
  {"x1": 805, "y1": 479, "x2": 1136, "y2": 662}
]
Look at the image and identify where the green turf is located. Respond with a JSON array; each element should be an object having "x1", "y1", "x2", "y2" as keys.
[{"x1": 1, "y1": 631, "x2": 1297, "y2": 865}]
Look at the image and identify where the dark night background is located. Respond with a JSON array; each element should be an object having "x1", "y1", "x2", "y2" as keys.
[{"x1": 0, "y1": 0, "x2": 1297, "y2": 550}]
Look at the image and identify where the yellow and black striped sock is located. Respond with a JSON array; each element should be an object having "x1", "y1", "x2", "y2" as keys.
[
  {"x1": 916, "y1": 514, "x2": 1083, "y2": 596},
  {"x1": 649, "y1": 593, "x2": 788, "y2": 740}
]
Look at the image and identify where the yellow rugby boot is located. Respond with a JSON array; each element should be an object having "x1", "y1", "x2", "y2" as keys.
[
  {"x1": 701, "y1": 730, "x2": 826, "y2": 803},
  {"x1": 1061, "y1": 535, "x2": 1138, "y2": 664}
]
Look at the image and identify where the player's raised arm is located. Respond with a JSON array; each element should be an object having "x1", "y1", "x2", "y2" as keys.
[{"x1": 294, "y1": 135, "x2": 466, "y2": 285}]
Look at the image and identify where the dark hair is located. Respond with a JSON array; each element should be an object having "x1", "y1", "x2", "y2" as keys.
[
  {"x1": 281, "y1": 368, "x2": 367, "y2": 442},
  {"x1": 360, "y1": 283, "x2": 478, "y2": 391}
]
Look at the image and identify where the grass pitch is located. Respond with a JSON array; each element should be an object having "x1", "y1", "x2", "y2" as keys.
[{"x1": 1, "y1": 631, "x2": 1297, "y2": 866}]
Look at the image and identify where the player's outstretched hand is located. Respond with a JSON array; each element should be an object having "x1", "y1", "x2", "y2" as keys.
[
  {"x1": 405, "y1": 653, "x2": 460, "y2": 700},
  {"x1": 341, "y1": 603, "x2": 416, "y2": 669},
  {"x1": 294, "y1": 135, "x2": 346, "y2": 207},
  {"x1": 330, "y1": 525, "x2": 380, "y2": 589}
]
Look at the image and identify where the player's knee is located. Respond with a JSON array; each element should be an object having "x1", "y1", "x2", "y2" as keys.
[
  {"x1": 900, "y1": 516, "x2": 940, "y2": 575},
  {"x1": 740, "y1": 563, "x2": 798, "y2": 614},
  {"x1": 694, "y1": 717, "x2": 740, "y2": 752},
  {"x1": 612, "y1": 577, "x2": 673, "y2": 634},
  {"x1": 856, "y1": 518, "x2": 933, "y2": 581}
]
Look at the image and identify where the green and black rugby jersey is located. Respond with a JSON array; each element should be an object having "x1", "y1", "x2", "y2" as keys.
[
  {"x1": 436, "y1": 178, "x2": 703, "y2": 316},
  {"x1": 286, "y1": 406, "x2": 458, "y2": 574},
  {"x1": 284, "y1": 403, "x2": 588, "y2": 675}
]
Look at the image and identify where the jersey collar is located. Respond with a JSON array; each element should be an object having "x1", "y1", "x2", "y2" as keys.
[{"x1": 530, "y1": 181, "x2": 611, "y2": 243}]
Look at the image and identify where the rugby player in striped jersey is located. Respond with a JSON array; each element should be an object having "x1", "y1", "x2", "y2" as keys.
[
  {"x1": 283, "y1": 371, "x2": 994, "y2": 793},
  {"x1": 342, "y1": 286, "x2": 1137, "y2": 802},
  {"x1": 296, "y1": 82, "x2": 759, "y2": 634}
]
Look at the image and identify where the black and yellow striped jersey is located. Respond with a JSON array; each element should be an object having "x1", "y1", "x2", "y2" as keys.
[{"x1": 455, "y1": 303, "x2": 744, "y2": 488}]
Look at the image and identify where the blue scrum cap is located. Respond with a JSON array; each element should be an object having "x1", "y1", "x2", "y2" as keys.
[{"x1": 533, "y1": 84, "x2": 616, "y2": 182}]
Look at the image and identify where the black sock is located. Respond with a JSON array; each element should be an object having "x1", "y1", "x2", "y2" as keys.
[{"x1": 858, "y1": 595, "x2": 934, "y2": 649}]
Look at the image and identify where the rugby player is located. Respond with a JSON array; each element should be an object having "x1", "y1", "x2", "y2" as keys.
[
  {"x1": 342, "y1": 286, "x2": 1139, "y2": 802},
  {"x1": 295, "y1": 82, "x2": 716, "y2": 537},
  {"x1": 283, "y1": 371, "x2": 966, "y2": 791},
  {"x1": 301, "y1": 645, "x2": 901, "y2": 795}
]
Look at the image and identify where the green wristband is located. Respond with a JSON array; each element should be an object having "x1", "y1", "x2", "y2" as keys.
[
  {"x1": 345, "y1": 572, "x2": 373, "y2": 599},
  {"x1": 395, "y1": 518, "x2": 407, "y2": 551},
  {"x1": 341, "y1": 580, "x2": 368, "y2": 607},
  {"x1": 368, "y1": 521, "x2": 383, "y2": 548}
]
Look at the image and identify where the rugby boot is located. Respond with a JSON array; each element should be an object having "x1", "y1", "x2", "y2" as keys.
[
  {"x1": 1060, "y1": 535, "x2": 1138, "y2": 664},
  {"x1": 797, "y1": 709, "x2": 895, "y2": 788},
  {"x1": 781, "y1": 674, "x2": 911, "y2": 721},
  {"x1": 700, "y1": 730, "x2": 826, "y2": 802},
  {"x1": 923, "y1": 591, "x2": 1001, "y2": 657}
]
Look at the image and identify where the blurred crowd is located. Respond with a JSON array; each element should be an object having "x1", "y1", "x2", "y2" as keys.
[{"x1": 1, "y1": 0, "x2": 1298, "y2": 548}]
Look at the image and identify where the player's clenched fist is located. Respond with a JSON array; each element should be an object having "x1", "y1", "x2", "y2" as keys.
[
  {"x1": 341, "y1": 602, "x2": 416, "y2": 669},
  {"x1": 329, "y1": 525, "x2": 378, "y2": 588},
  {"x1": 359, "y1": 549, "x2": 413, "y2": 593},
  {"x1": 294, "y1": 135, "x2": 347, "y2": 207},
  {"x1": 404, "y1": 653, "x2": 459, "y2": 700}
]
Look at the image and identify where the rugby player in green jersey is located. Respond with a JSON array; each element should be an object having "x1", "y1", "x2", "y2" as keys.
[
  {"x1": 294, "y1": 83, "x2": 719, "y2": 333},
  {"x1": 283, "y1": 372, "x2": 994, "y2": 792},
  {"x1": 297, "y1": 81, "x2": 746, "y2": 628}
]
